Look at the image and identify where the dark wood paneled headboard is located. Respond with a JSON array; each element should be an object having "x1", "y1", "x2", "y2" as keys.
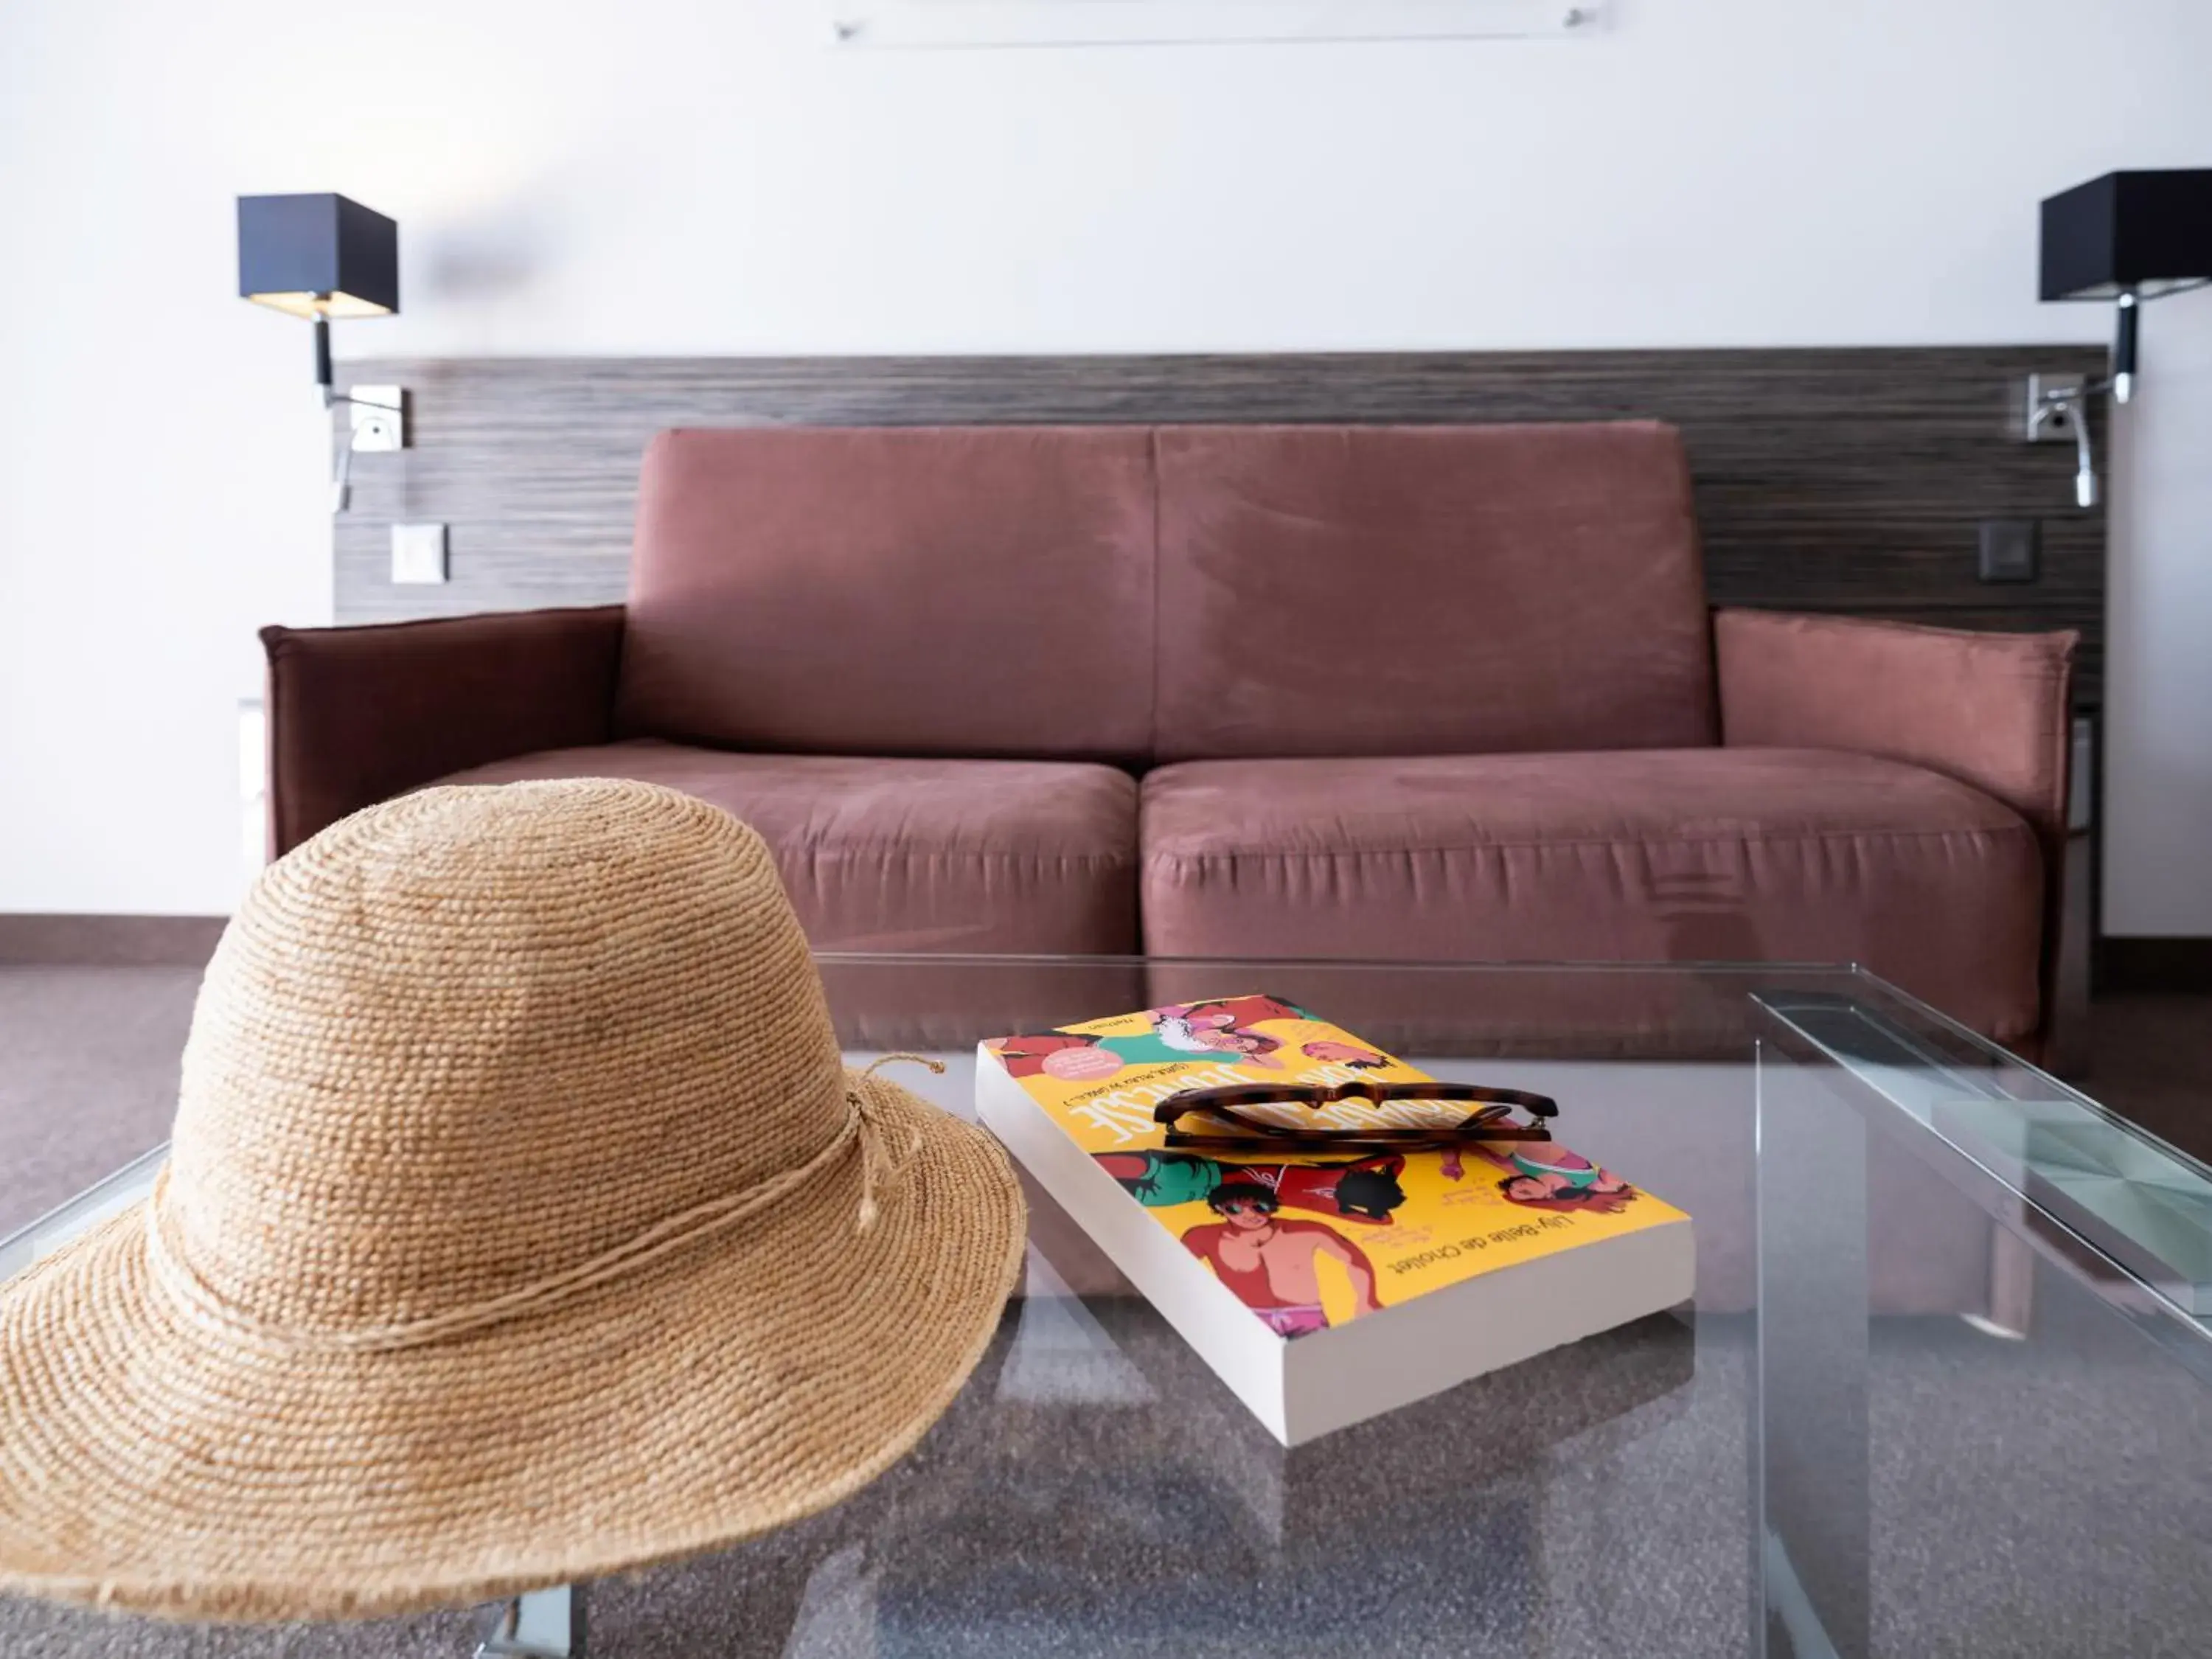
[{"x1": 333, "y1": 349, "x2": 2108, "y2": 704}]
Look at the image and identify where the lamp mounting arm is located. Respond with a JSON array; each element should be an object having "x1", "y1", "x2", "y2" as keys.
[{"x1": 2113, "y1": 290, "x2": 2138, "y2": 405}]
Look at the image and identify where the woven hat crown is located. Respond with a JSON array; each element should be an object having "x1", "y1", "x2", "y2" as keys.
[{"x1": 164, "y1": 779, "x2": 848, "y2": 1340}]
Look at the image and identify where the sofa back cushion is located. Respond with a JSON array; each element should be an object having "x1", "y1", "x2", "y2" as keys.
[
  {"x1": 616, "y1": 420, "x2": 1718, "y2": 763},
  {"x1": 616, "y1": 426, "x2": 1158, "y2": 759},
  {"x1": 1151, "y1": 422, "x2": 1717, "y2": 759}
]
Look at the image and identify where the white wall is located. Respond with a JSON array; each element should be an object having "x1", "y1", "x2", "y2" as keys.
[{"x1": 3, "y1": 0, "x2": 2208, "y2": 927}]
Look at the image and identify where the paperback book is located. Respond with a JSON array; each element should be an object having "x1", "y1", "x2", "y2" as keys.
[{"x1": 976, "y1": 994, "x2": 1694, "y2": 1444}]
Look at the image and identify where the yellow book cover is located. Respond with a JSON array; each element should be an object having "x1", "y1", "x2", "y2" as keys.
[{"x1": 983, "y1": 993, "x2": 1691, "y2": 1341}]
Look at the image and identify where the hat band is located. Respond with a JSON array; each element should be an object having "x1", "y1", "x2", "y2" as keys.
[{"x1": 140, "y1": 1057, "x2": 942, "y2": 1359}]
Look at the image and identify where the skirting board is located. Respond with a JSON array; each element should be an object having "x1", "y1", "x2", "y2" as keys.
[
  {"x1": 0, "y1": 915, "x2": 226, "y2": 967},
  {"x1": 2099, "y1": 939, "x2": 2212, "y2": 995}
]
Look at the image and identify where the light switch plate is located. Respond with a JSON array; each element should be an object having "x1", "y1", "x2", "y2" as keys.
[
  {"x1": 1978, "y1": 518, "x2": 2039, "y2": 584},
  {"x1": 390, "y1": 523, "x2": 448, "y2": 585}
]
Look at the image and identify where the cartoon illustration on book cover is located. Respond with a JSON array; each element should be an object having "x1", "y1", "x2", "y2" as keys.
[
  {"x1": 1094, "y1": 1150, "x2": 1408, "y2": 1222},
  {"x1": 985, "y1": 996, "x2": 1687, "y2": 1338},
  {"x1": 992, "y1": 997, "x2": 1308, "y2": 1080},
  {"x1": 1447, "y1": 1141, "x2": 1635, "y2": 1214},
  {"x1": 1180, "y1": 1185, "x2": 1384, "y2": 1336}
]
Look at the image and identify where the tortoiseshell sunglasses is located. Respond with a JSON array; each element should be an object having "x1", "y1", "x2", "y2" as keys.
[{"x1": 1152, "y1": 1078, "x2": 1558, "y2": 1155}]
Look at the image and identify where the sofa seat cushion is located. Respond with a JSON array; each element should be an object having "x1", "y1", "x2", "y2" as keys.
[
  {"x1": 434, "y1": 740, "x2": 1138, "y2": 953},
  {"x1": 1139, "y1": 748, "x2": 2045, "y2": 1041}
]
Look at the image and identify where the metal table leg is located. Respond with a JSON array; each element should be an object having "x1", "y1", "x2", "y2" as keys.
[{"x1": 476, "y1": 1583, "x2": 585, "y2": 1658}]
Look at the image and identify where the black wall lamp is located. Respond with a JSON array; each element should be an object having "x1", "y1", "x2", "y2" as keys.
[
  {"x1": 2030, "y1": 169, "x2": 2212, "y2": 507},
  {"x1": 237, "y1": 192, "x2": 402, "y2": 511}
]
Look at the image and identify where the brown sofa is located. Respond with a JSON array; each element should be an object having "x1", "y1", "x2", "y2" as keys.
[{"x1": 262, "y1": 421, "x2": 2075, "y2": 1048}]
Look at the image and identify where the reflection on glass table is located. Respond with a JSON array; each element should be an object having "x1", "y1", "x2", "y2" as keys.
[{"x1": 4, "y1": 958, "x2": 2211, "y2": 1658}]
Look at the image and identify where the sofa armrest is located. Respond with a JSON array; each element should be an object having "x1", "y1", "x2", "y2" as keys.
[
  {"x1": 261, "y1": 606, "x2": 626, "y2": 856},
  {"x1": 1714, "y1": 608, "x2": 2076, "y2": 843}
]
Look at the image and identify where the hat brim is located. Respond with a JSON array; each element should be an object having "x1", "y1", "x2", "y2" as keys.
[{"x1": 0, "y1": 1070, "x2": 1024, "y2": 1621}]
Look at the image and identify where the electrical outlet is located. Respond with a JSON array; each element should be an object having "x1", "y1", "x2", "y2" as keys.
[
  {"x1": 1978, "y1": 518, "x2": 2040, "y2": 584},
  {"x1": 2022, "y1": 374, "x2": 2084, "y2": 443},
  {"x1": 348, "y1": 385, "x2": 406, "y2": 452},
  {"x1": 390, "y1": 523, "x2": 448, "y2": 585}
]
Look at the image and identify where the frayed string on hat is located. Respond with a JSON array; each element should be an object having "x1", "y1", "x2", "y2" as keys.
[
  {"x1": 854, "y1": 1054, "x2": 937, "y2": 1234},
  {"x1": 142, "y1": 1057, "x2": 947, "y2": 1359}
]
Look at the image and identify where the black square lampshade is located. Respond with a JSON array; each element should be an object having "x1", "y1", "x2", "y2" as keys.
[
  {"x1": 237, "y1": 193, "x2": 399, "y2": 320},
  {"x1": 2040, "y1": 170, "x2": 2212, "y2": 302}
]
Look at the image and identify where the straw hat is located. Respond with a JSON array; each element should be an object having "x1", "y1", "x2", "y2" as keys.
[{"x1": 0, "y1": 779, "x2": 1026, "y2": 1621}]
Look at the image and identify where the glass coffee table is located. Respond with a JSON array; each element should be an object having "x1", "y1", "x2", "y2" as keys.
[{"x1": 7, "y1": 956, "x2": 2212, "y2": 1658}]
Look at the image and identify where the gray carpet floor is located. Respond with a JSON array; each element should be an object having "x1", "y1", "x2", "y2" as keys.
[
  {"x1": 1, "y1": 967, "x2": 202, "y2": 1223},
  {"x1": 1, "y1": 964, "x2": 2208, "y2": 1657}
]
